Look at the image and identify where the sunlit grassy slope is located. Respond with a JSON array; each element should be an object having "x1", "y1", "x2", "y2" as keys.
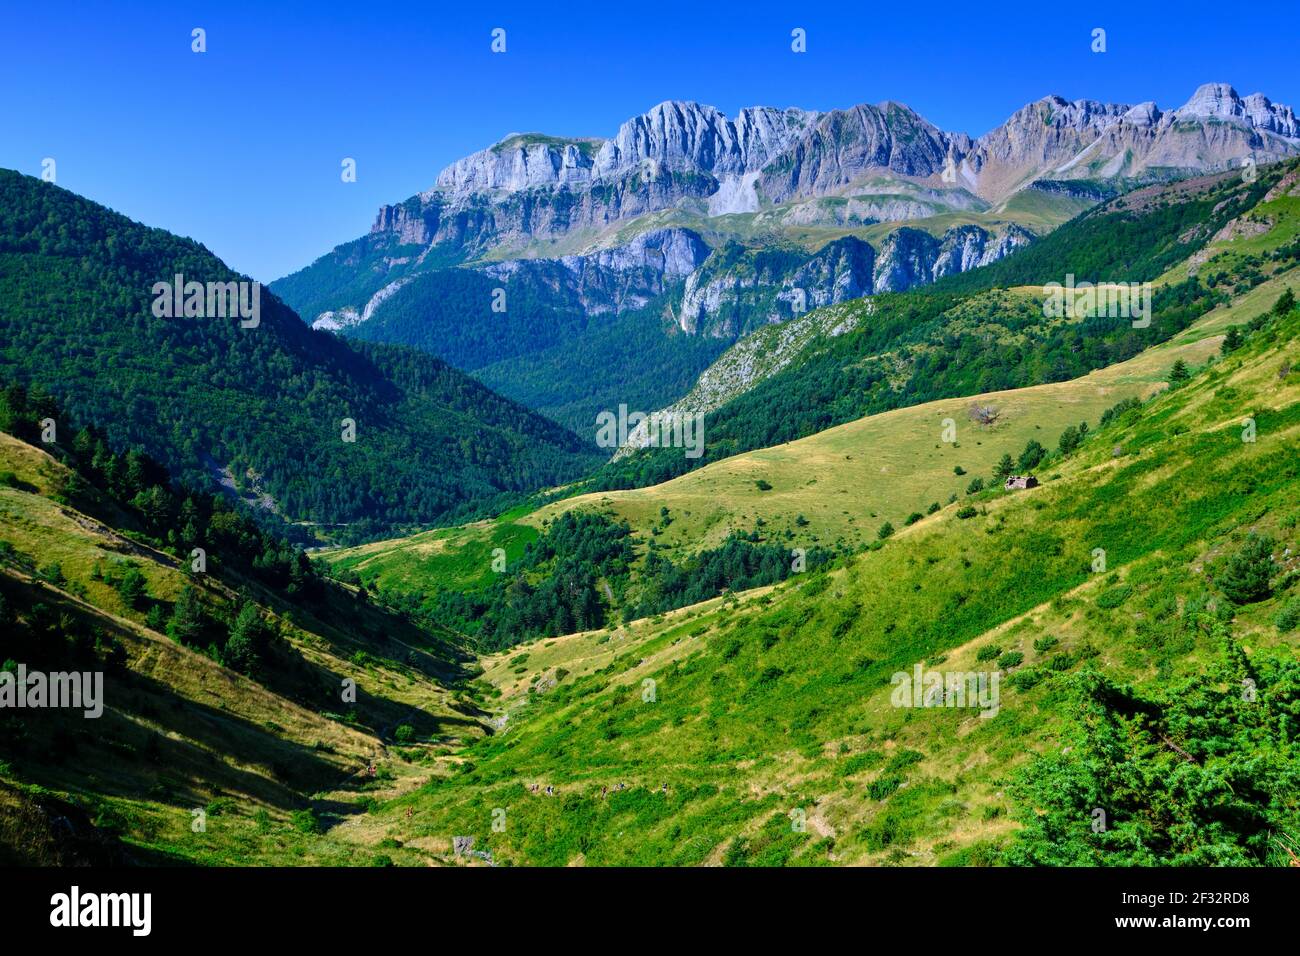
[
  {"x1": 0, "y1": 434, "x2": 485, "y2": 864},
  {"x1": 351, "y1": 287, "x2": 1300, "y2": 866},
  {"x1": 323, "y1": 271, "x2": 1287, "y2": 591}
]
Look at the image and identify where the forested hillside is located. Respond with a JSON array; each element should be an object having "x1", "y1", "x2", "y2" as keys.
[
  {"x1": 0, "y1": 383, "x2": 483, "y2": 864},
  {"x1": 0, "y1": 171, "x2": 599, "y2": 542},
  {"x1": 591, "y1": 161, "x2": 1296, "y2": 491}
]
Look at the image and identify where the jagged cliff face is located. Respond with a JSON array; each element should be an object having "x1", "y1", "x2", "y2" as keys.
[
  {"x1": 372, "y1": 169, "x2": 716, "y2": 260},
  {"x1": 678, "y1": 236, "x2": 875, "y2": 337},
  {"x1": 960, "y1": 84, "x2": 1300, "y2": 198},
  {"x1": 273, "y1": 82, "x2": 1299, "y2": 346},
  {"x1": 871, "y1": 224, "x2": 1034, "y2": 293},
  {"x1": 364, "y1": 83, "x2": 1297, "y2": 265},
  {"x1": 756, "y1": 102, "x2": 967, "y2": 205},
  {"x1": 480, "y1": 227, "x2": 712, "y2": 317}
]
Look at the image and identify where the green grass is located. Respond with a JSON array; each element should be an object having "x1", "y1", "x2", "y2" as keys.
[{"x1": 357, "y1": 296, "x2": 1300, "y2": 866}]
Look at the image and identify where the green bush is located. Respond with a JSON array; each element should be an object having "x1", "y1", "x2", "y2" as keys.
[
  {"x1": 1275, "y1": 596, "x2": 1300, "y2": 633},
  {"x1": 1215, "y1": 534, "x2": 1275, "y2": 604},
  {"x1": 997, "y1": 651, "x2": 1024, "y2": 669},
  {"x1": 976, "y1": 644, "x2": 1002, "y2": 663},
  {"x1": 1007, "y1": 667, "x2": 1044, "y2": 691},
  {"x1": 868, "y1": 773, "x2": 903, "y2": 801},
  {"x1": 291, "y1": 809, "x2": 322, "y2": 834}
]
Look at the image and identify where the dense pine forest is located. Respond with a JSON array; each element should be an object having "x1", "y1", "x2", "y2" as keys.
[{"x1": 0, "y1": 170, "x2": 599, "y2": 542}]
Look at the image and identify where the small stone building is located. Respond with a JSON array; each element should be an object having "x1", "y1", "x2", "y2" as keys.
[{"x1": 1004, "y1": 475, "x2": 1039, "y2": 491}]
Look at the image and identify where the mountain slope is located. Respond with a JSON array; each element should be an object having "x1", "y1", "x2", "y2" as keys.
[
  {"x1": 320, "y1": 262, "x2": 1285, "y2": 637},
  {"x1": 345, "y1": 280, "x2": 1300, "y2": 866},
  {"x1": 276, "y1": 82, "x2": 1298, "y2": 320},
  {"x1": 0, "y1": 170, "x2": 600, "y2": 541},
  {"x1": 0, "y1": 395, "x2": 486, "y2": 865},
  {"x1": 597, "y1": 159, "x2": 1295, "y2": 486}
]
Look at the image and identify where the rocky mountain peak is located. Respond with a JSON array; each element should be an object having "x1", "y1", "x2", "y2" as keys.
[
  {"x1": 1177, "y1": 82, "x2": 1243, "y2": 117},
  {"x1": 592, "y1": 100, "x2": 814, "y2": 180},
  {"x1": 1174, "y1": 82, "x2": 1299, "y2": 137}
]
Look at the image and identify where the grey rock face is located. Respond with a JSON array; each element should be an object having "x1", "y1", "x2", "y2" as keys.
[
  {"x1": 434, "y1": 135, "x2": 601, "y2": 199},
  {"x1": 363, "y1": 83, "x2": 1297, "y2": 264},
  {"x1": 480, "y1": 227, "x2": 711, "y2": 316},
  {"x1": 1175, "y1": 82, "x2": 1299, "y2": 137},
  {"x1": 873, "y1": 224, "x2": 1031, "y2": 292},
  {"x1": 758, "y1": 102, "x2": 962, "y2": 205},
  {"x1": 678, "y1": 236, "x2": 875, "y2": 337},
  {"x1": 932, "y1": 224, "x2": 1034, "y2": 279},
  {"x1": 593, "y1": 101, "x2": 816, "y2": 180},
  {"x1": 281, "y1": 83, "x2": 1298, "y2": 340},
  {"x1": 872, "y1": 228, "x2": 942, "y2": 293}
]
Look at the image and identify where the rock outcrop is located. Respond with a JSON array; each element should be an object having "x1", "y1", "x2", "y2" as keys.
[
  {"x1": 275, "y1": 82, "x2": 1297, "y2": 341},
  {"x1": 481, "y1": 227, "x2": 711, "y2": 316}
]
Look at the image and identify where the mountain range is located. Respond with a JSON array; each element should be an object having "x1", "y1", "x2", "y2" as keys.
[
  {"x1": 272, "y1": 83, "x2": 1300, "y2": 442},
  {"x1": 3, "y1": 125, "x2": 1299, "y2": 869}
]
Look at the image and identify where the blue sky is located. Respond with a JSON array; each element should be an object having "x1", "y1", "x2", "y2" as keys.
[{"x1": 2, "y1": 0, "x2": 1296, "y2": 282}]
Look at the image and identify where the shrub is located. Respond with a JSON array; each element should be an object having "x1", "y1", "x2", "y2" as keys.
[
  {"x1": 997, "y1": 651, "x2": 1024, "y2": 669},
  {"x1": 1006, "y1": 668, "x2": 1044, "y2": 691},
  {"x1": 842, "y1": 751, "x2": 884, "y2": 776},
  {"x1": 868, "y1": 773, "x2": 903, "y2": 801},
  {"x1": 886, "y1": 749, "x2": 924, "y2": 772},
  {"x1": 1215, "y1": 534, "x2": 1275, "y2": 604},
  {"x1": 1100, "y1": 396, "x2": 1142, "y2": 427},
  {"x1": 291, "y1": 809, "x2": 323, "y2": 834},
  {"x1": 1274, "y1": 288, "x2": 1295, "y2": 316},
  {"x1": 877, "y1": 522, "x2": 895, "y2": 540},
  {"x1": 114, "y1": 567, "x2": 148, "y2": 609},
  {"x1": 1057, "y1": 424, "x2": 1084, "y2": 455},
  {"x1": 1017, "y1": 440, "x2": 1046, "y2": 471},
  {"x1": 905, "y1": 512, "x2": 924, "y2": 526},
  {"x1": 1032, "y1": 635, "x2": 1059, "y2": 653},
  {"x1": 1275, "y1": 596, "x2": 1300, "y2": 633},
  {"x1": 966, "y1": 477, "x2": 985, "y2": 495},
  {"x1": 975, "y1": 645, "x2": 1002, "y2": 663},
  {"x1": 956, "y1": 506, "x2": 978, "y2": 520},
  {"x1": 1095, "y1": 584, "x2": 1133, "y2": 609}
]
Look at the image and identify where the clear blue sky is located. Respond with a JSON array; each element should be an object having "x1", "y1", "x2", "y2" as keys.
[{"x1": 2, "y1": 0, "x2": 1296, "y2": 282}]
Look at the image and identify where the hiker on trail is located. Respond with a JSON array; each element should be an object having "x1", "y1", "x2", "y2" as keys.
[{"x1": 545, "y1": 786, "x2": 554, "y2": 796}]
